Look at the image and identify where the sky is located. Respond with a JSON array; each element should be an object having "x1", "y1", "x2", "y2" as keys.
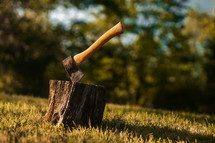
[
  {"x1": 48, "y1": 0, "x2": 215, "y2": 46},
  {"x1": 49, "y1": 0, "x2": 215, "y2": 29},
  {"x1": 189, "y1": 0, "x2": 215, "y2": 13}
]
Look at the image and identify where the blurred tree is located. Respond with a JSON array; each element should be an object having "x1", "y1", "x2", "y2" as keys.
[
  {"x1": 64, "y1": 0, "x2": 202, "y2": 110},
  {"x1": 0, "y1": 0, "x2": 66, "y2": 96},
  {"x1": 182, "y1": 9, "x2": 215, "y2": 113},
  {"x1": 1, "y1": 0, "x2": 213, "y2": 113},
  {"x1": 129, "y1": 0, "x2": 205, "y2": 110}
]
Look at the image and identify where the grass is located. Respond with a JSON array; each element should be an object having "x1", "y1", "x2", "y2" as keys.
[{"x1": 0, "y1": 92, "x2": 214, "y2": 143}]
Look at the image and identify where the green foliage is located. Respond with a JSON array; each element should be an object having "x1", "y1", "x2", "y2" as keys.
[
  {"x1": 63, "y1": 0, "x2": 194, "y2": 106},
  {"x1": 0, "y1": 93, "x2": 214, "y2": 142},
  {"x1": 0, "y1": 0, "x2": 215, "y2": 113},
  {"x1": 0, "y1": 1, "x2": 66, "y2": 96},
  {"x1": 182, "y1": 10, "x2": 215, "y2": 113}
]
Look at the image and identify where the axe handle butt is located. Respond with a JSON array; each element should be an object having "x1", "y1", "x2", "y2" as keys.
[{"x1": 74, "y1": 22, "x2": 124, "y2": 65}]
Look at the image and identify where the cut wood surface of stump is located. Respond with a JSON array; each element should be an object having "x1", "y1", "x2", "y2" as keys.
[{"x1": 43, "y1": 80, "x2": 106, "y2": 128}]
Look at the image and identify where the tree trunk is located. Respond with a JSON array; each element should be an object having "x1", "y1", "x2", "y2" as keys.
[{"x1": 43, "y1": 80, "x2": 106, "y2": 128}]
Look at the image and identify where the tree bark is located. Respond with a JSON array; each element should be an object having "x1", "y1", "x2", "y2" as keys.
[{"x1": 43, "y1": 80, "x2": 106, "y2": 128}]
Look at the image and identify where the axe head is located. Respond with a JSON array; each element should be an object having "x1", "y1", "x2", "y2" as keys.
[{"x1": 62, "y1": 56, "x2": 84, "y2": 82}]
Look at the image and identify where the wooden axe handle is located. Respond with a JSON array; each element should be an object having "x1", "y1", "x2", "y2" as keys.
[{"x1": 74, "y1": 22, "x2": 124, "y2": 66}]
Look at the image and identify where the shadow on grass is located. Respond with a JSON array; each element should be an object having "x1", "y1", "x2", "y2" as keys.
[
  {"x1": 101, "y1": 118, "x2": 215, "y2": 142},
  {"x1": 112, "y1": 106, "x2": 215, "y2": 125},
  {"x1": 146, "y1": 109, "x2": 215, "y2": 125}
]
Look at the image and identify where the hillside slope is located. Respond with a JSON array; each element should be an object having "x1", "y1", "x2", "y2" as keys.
[{"x1": 0, "y1": 93, "x2": 214, "y2": 142}]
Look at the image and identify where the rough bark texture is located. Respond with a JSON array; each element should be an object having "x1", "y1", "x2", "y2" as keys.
[{"x1": 43, "y1": 80, "x2": 106, "y2": 128}]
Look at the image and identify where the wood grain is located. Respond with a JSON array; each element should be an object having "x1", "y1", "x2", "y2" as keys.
[
  {"x1": 74, "y1": 22, "x2": 124, "y2": 65},
  {"x1": 43, "y1": 80, "x2": 106, "y2": 128}
]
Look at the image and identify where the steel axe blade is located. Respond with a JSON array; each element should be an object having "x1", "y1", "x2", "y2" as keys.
[{"x1": 62, "y1": 56, "x2": 84, "y2": 82}]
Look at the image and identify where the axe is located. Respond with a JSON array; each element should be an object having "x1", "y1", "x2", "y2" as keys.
[{"x1": 62, "y1": 22, "x2": 124, "y2": 82}]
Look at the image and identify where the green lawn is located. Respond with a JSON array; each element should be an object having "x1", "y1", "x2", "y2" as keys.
[{"x1": 0, "y1": 92, "x2": 214, "y2": 143}]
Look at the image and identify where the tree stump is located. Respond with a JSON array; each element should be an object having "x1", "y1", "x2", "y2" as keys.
[{"x1": 43, "y1": 80, "x2": 106, "y2": 128}]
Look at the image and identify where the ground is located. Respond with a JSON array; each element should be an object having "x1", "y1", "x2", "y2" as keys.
[{"x1": 0, "y1": 92, "x2": 214, "y2": 143}]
